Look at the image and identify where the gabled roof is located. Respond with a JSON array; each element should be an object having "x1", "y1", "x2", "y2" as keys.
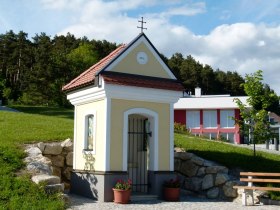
[
  {"x1": 62, "y1": 44, "x2": 126, "y2": 92},
  {"x1": 62, "y1": 33, "x2": 182, "y2": 92}
]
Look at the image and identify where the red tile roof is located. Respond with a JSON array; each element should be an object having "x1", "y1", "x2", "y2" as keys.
[
  {"x1": 62, "y1": 33, "x2": 183, "y2": 92},
  {"x1": 102, "y1": 72, "x2": 184, "y2": 91},
  {"x1": 62, "y1": 44, "x2": 126, "y2": 91}
]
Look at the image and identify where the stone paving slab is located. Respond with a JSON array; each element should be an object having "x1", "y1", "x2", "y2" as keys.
[{"x1": 67, "y1": 194, "x2": 279, "y2": 210}]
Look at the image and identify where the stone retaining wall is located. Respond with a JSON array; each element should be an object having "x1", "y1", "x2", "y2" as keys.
[
  {"x1": 24, "y1": 139, "x2": 73, "y2": 193},
  {"x1": 24, "y1": 141, "x2": 239, "y2": 199},
  {"x1": 174, "y1": 148, "x2": 238, "y2": 199}
]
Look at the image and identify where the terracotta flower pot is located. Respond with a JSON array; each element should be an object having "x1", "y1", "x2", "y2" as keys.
[
  {"x1": 163, "y1": 187, "x2": 180, "y2": 201},
  {"x1": 113, "y1": 188, "x2": 131, "y2": 204}
]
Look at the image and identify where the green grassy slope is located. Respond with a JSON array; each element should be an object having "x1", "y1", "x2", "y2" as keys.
[
  {"x1": 0, "y1": 106, "x2": 73, "y2": 210},
  {"x1": 174, "y1": 133, "x2": 280, "y2": 173}
]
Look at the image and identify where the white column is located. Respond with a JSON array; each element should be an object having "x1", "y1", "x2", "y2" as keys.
[
  {"x1": 169, "y1": 103, "x2": 174, "y2": 171},
  {"x1": 73, "y1": 105, "x2": 77, "y2": 169},
  {"x1": 104, "y1": 97, "x2": 111, "y2": 171}
]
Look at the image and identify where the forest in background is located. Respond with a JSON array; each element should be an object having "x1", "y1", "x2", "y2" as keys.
[{"x1": 0, "y1": 30, "x2": 274, "y2": 107}]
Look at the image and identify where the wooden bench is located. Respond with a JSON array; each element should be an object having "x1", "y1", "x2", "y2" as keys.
[{"x1": 233, "y1": 172, "x2": 280, "y2": 206}]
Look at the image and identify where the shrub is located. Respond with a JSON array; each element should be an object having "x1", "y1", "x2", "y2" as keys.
[
  {"x1": 113, "y1": 179, "x2": 132, "y2": 190},
  {"x1": 174, "y1": 123, "x2": 188, "y2": 134},
  {"x1": 163, "y1": 177, "x2": 180, "y2": 188}
]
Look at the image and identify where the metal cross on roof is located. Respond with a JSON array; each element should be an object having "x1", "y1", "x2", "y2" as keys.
[{"x1": 137, "y1": 17, "x2": 147, "y2": 33}]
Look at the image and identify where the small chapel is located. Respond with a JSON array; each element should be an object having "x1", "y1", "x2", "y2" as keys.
[{"x1": 62, "y1": 32, "x2": 183, "y2": 202}]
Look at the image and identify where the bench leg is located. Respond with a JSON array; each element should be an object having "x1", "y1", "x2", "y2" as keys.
[
  {"x1": 242, "y1": 189, "x2": 254, "y2": 206},
  {"x1": 242, "y1": 192, "x2": 247, "y2": 206}
]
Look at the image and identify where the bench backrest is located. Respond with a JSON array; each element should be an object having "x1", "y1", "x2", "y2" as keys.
[{"x1": 240, "y1": 172, "x2": 280, "y2": 184}]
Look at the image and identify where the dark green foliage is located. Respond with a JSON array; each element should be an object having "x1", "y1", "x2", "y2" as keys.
[
  {"x1": 268, "y1": 190, "x2": 280, "y2": 201},
  {"x1": 1, "y1": 30, "x2": 277, "y2": 106},
  {"x1": 234, "y1": 70, "x2": 280, "y2": 143},
  {"x1": 174, "y1": 122, "x2": 189, "y2": 134},
  {"x1": 168, "y1": 54, "x2": 246, "y2": 96},
  {"x1": 0, "y1": 31, "x2": 117, "y2": 107},
  {"x1": 163, "y1": 177, "x2": 180, "y2": 188}
]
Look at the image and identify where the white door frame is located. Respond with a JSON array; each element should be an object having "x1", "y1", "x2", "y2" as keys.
[{"x1": 123, "y1": 108, "x2": 158, "y2": 171}]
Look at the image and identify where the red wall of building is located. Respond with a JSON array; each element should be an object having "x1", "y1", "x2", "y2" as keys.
[
  {"x1": 174, "y1": 110, "x2": 186, "y2": 125},
  {"x1": 174, "y1": 108, "x2": 242, "y2": 144}
]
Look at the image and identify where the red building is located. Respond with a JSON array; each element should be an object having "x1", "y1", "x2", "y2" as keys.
[{"x1": 174, "y1": 88, "x2": 249, "y2": 144}]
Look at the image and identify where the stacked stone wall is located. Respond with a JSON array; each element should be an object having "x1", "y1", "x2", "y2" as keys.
[
  {"x1": 174, "y1": 148, "x2": 238, "y2": 199},
  {"x1": 24, "y1": 139, "x2": 73, "y2": 193}
]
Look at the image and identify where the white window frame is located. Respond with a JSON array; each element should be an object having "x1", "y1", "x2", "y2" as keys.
[
  {"x1": 220, "y1": 110, "x2": 235, "y2": 128},
  {"x1": 203, "y1": 110, "x2": 217, "y2": 128},
  {"x1": 84, "y1": 111, "x2": 97, "y2": 154},
  {"x1": 186, "y1": 110, "x2": 200, "y2": 129}
]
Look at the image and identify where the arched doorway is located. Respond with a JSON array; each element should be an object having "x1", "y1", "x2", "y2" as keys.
[{"x1": 123, "y1": 108, "x2": 158, "y2": 193}]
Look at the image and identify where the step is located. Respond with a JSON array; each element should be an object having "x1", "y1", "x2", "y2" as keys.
[
  {"x1": 130, "y1": 193, "x2": 158, "y2": 201},
  {"x1": 45, "y1": 183, "x2": 64, "y2": 194}
]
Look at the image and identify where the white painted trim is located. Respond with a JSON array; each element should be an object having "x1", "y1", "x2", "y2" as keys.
[
  {"x1": 83, "y1": 110, "x2": 97, "y2": 155},
  {"x1": 105, "y1": 84, "x2": 182, "y2": 104},
  {"x1": 169, "y1": 103, "x2": 174, "y2": 171},
  {"x1": 104, "y1": 36, "x2": 176, "y2": 80},
  {"x1": 73, "y1": 105, "x2": 77, "y2": 169},
  {"x1": 67, "y1": 78, "x2": 106, "y2": 106},
  {"x1": 174, "y1": 96, "x2": 250, "y2": 109},
  {"x1": 104, "y1": 97, "x2": 111, "y2": 171},
  {"x1": 123, "y1": 108, "x2": 158, "y2": 171},
  {"x1": 123, "y1": 115, "x2": 128, "y2": 172}
]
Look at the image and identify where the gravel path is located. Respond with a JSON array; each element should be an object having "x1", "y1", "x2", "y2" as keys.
[
  {"x1": 233, "y1": 143, "x2": 280, "y2": 156},
  {"x1": 0, "y1": 106, "x2": 19, "y2": 112},
  {"x1": 67, "y1": 194, "x2": 279, "y2": 210}
]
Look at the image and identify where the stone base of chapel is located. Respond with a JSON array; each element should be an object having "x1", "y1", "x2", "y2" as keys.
[
  {"x1": 70, "y1": 170, "x2": 177, "y2": 202},
  {"x1": 70, "y1": 170, "x2": 127, "y2": 202},
  {"x1": 148, "y1": 171, "x2": 177, "y2": 199}
]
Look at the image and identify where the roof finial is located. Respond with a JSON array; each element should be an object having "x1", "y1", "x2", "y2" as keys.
[{"x1": 137, "y1": 17, "x2": 147, "y2": 33}]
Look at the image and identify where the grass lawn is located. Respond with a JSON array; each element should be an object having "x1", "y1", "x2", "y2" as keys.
[
  {"x1": 0, "y1": 106, "x2": 73, "y2": 210},
  {"x1": 174, "y1": 133, "x2": 280, "y2": 173}
]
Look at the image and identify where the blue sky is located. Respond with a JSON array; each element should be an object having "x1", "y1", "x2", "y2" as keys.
[{"x1": 1, "y1": 0, "x2": 280, "y2": 94}]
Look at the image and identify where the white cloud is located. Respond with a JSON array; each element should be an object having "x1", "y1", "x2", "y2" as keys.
[
  {"x1": 164, "y1": 2, "x2": 206, "y2": 16},
  {"x1": 191, "y1": 23, "x2": 280, "y2": 94},
  {"x1": 55, "y1": 0, "x2": 280, "y2": 94},
  {"x1": 41, "y1": 0, "x2": 85, "y2": 10}
]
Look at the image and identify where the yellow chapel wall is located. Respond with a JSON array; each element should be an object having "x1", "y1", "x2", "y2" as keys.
[
  {"x1": 110, "y1": 98, "x2": 171, "y2": 171},
  {"x1": 74, "y1": 99, "x2": 106, "y2": 171},
  {"x1": 110, "y1": 43, "x2": 172, "y2": 79}
]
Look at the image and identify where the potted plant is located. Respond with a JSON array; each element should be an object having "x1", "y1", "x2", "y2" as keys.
[
  {"x1": 112, "y1": 179, "x2": 132, "y2": 204},
  {"x1": 163, "y1": 177, "x2": 180, "y2": 201}
]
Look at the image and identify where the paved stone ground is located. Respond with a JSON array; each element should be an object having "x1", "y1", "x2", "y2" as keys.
[
  {"x1": 0, "y1": 106, "x2": 19, "y2": 112},
  {"x1": 230, "y1": 142, "x2": 280, "y2": 155},
  {"x1": 66, "y1": 194, "x2": 279, "y2": 210}
]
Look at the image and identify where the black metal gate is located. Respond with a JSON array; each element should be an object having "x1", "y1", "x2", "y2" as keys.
[{"x1": 128, "y1": 117, "x2": 149, "y2": 193}]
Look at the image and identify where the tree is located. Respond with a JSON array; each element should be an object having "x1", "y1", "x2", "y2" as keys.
[
  {"x1": 168, "y1": 53, "x2": 184, "y2": 80},
  {"x1": 67, "y1": 42, "x2": 98, "y2": 77},
  {"x1": 234, "y1": 70, "x2": 279, "y2": 149}
]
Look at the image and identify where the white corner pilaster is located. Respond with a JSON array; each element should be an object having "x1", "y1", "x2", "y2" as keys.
[
  {"x1": 169, "y1": 103, "x2": 174, "y2": 171},
  {"x1": 104, "y1": 97, "x2": 111, "y2": 171},
  {"x1": 73, "y1": 105, "x2": 77, "y2": 169}
]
